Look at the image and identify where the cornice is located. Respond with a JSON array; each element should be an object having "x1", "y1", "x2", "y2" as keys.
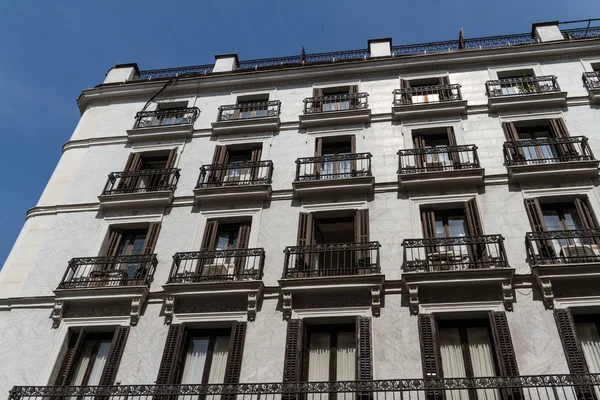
[{"x1": 77, "y1": 39, "x2": 600, "y2": 114}]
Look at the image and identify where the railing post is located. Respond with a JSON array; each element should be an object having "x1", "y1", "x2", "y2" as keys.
[
  {"x1": 473, "y1": 146, "x2": 480, "y2": 168},
  {"x1": 283, "y1": 250, "x2": 290, "y2": 278},
  {"x1": 295, "y1": 160, "x2": 301, "y2": 181}
]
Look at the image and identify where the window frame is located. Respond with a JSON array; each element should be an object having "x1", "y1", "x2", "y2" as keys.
[
  {"x1": 180, "y1": 328, "x2": 232, "y2": 385},
  {"x1": 302, "y1": 323, "x2": 356, "y2": 384}
]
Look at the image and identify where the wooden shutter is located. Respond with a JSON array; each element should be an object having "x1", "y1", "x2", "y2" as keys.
[
  {"x1": 156, "y1": 324, "x2": 189, "y2": 385},
  {"x1": 164, "y1": 148, "x2": 178, "y2": 169},
  {"x1": 142, "y1": 222, "x2": 161, "y2": 255},
  {"x1": 156, "y1": 148, "x2": 178, "y2": 188},
  {"x1": 234, "y1": 223, "x2": 251, "y2": 276},
  {"x1": 489, "y1": 312, "x2": 519, "y2": 376},
  {"x1": 400, "y1": 79, "x2": 412, "y2": 105},
  {"x1": 105, "y1": 229, "x2": 123, "y2": 256},
  {"x1": 356, "y1": 317, "x2": 373, "y2": 381},
  {"x1": 98, "y1": 326, "x2": 130, "y2": 386},
  {"x1": 224, "y1": 322, "x2": 247, "y2": 384},
  {"x1": 349, "y1": 85, "x2": 359, "y2": 108},
  {"x1": 418, "y1": 314, "x2": 442, "y2": 378},
  {"x1": 355, "y1": 209, "x2": 371, "y2": 272},
  {"x1": 250, "y1": 147, "x2": 263, "y2": 181},
  {"x1": 575, "y1": 197, "x2": 599, "y2": 229},
  {"x1": 438, "y1": 76, "x2": 452, "y2": 100},
  {"x1": 201, "y1": 221, "x2": 219, "y2": 251},
  {"x1": 465, "y1": 198, "x2": 487, "y2": 263},
  {"x1": 297, "y1": 213, "x2": 313, "y2": 272},
  {"x1": 524, "y1": 198, "x2": 547, "y2": 232},
  {"x1": 315, "y1": 137, "x2": 323, "y2": 157},
  {"x1": 117, "y1": 153, "x2": 143, "y2": 191},
  {"x1": 502, "y1": 122, "x2": 524, "y2": 163},
  {"x1": 209, "y1": 145, "x2": 229, "y2": 183},
  {"x1": 312, "y1": 88, "x2": 324, "y2": 113},
  {"x1": 282, "y1": 319, "x2": 305, "y2": 383},
  {"x1": 413, "y1": 135, "x2": 427, "y2": 170},
  {"x1": 446, "y1": 127, "x2": 461, "y2": 167},
  {"x1": 55, "y1": 329, "x2": 87, "y2": 385},
  {"x1": 550, "y1": 119, "x2": 576, "y2": 160},
  {"x1": 421, "y1": 209, "x2": 436, "y2": 238},
  {"x1": 350, "y1": 135, "x2": 357, "y2": 172}
]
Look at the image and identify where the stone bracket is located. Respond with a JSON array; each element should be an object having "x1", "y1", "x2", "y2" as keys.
[
  {"x1": 282, "y1": 291, "x2": 293, "y2": 320},
  {"x1": 408, "y1": 285, "x2": 419, "y2": 315},
  {"x1": 247, "y1": 293, "x2": 258, "y2": 322},
  {"x1": 371, "y1": 287, "x2": 381, "y2": 317},
  {"x1": 502, "y1": 280, "x2": 515, "y2": 311},
  {"x1": 52, "y1": 301, "x2": 64, "y2": 329},
  {"x1": 540, "y1": 278, "x2": 555, "y2": 309},
  {"x1": 130, "y1": 298, "x2": 142, "y2": 326},
  {"x1": 164, "y1": 295, "x2": 175, "y2": 325}
]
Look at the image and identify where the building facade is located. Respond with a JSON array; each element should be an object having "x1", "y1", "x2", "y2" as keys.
[{"x1": 3, "y1": 19, "x2": 600, "y2": 400}]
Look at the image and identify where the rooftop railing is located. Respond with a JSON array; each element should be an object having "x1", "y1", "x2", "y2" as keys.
[
  {"x1": 486, "y1": 76, "x2": 561, "y2": 98},
  {"x1": 398, "y1": 145, "x2": 480, "y2": 174},
  {"x1": 133, "y1": 107, "x2": 200, "y2": 129},
  {"x1": 503, "y1": 137, "x2": 595, "y2": 166},
  {"x1": 102, "y1": 168, "x2": 180, "y2": 195},
  {"x1": 217, "y1": 100, "x2": 281, "y2": 121}
]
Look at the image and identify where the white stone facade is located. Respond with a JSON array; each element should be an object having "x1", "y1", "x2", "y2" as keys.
[{"x1": 2, "y1": 21, "x2": 600, "y2": 398}]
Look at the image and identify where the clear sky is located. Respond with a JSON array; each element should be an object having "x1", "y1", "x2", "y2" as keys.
[{"x1": 0, "y1": 0, "x2": 598, "y2": 267}]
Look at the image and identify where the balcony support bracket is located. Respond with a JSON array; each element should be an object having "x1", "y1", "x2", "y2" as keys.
[
  {"x1": 501, "y1": 280, "x2": 515, "y2": 311},
  {"x1": 371, "y1": 287, "x2": 381, "y2": 317},
  {"x1": 247, "y1": 293, "x2": 258, "y2": 322},
  {"x1": 51, "y1": 301, "x2": 64, "y2": 329},
  {"x1": 130, "y1": 298, "x2": 142, "y2": 326},
  {"x1": 164, "y1": 296, "x2": 175, "y2": 325},
  {"x1": 408, "y1": 285, "x2": 419, "y2": 315},
  {"x1": 540, "y1": 278, "x2": 555, "y2": 310},
  {"x1": 282, "y1": 291, "x2": 293, "y2": 320}
]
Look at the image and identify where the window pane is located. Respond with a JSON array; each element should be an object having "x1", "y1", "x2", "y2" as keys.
[
  {"x1": 181, "y1": 337, "x2": 209, "y2": 384},
  {"x1": 542, "y1": 212, "x2": 563, "y2": 231},
  {"x1": 575, "y1": 322, "x2": 600, "y2": 374},
  {"x1": 466, "y1": 327, "x2": 499, "y2": 400},
  {"x1": 207, "y1": 336, "x2": 230, "y2": 384},
  {"x1": 439, "y1": 328, "x2": 469, "y2": 400},
  {"x1": 216, "y1": 234, "x2": 231, "y2": 251},
  {"x1": 435, "y1": 219, "x2": 445, "y2": 238},
  {"x1": 308, "y1": 333, "x2": 330, "y2": 382},
  {"x1": 69, "y1": 340, "x2": 94, "y2": 385},
  {"x1": 86, "y1": 339, "x2": 111, "y2": 385},
  {"x1": 336, "y1": 332, "x2": 356, "y2": 382},
  {"x1": 448, "y1": 216, "x2": 467, "y2": 237},
  {"x1": 563, "y1": 210, "x2": 583, "y2": 230}
]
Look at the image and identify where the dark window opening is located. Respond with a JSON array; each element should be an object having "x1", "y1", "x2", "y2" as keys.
[{"x1": 314, "y1": 216, "x2": 356, "y2": 245}]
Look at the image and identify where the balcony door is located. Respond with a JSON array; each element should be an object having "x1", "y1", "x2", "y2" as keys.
[
  {"x1": 155, "y1": 102, "x2": 189, "y2": 126},
  {"x1": 209, "y1": 145, "x2": 263, "y2": 185},
  {"x1": 55, "y1": 327, "x2": 129, "y2": 387},
  {"x1": 316, "y1": 136, "x2": 355, "y2": 179},
  {"x1": 314, "y1": 85, "x2": 358, "y2": 112},
  {"x1": 116, "y1": 149, "x2": 177, "y2": 192},
  {"x1": 197, "y1": 220, "x2": 251, "y2": 279},
  {"x1": 400, "y1": 76, "x2": 450, "y2": 105},
  {"x1": 413, "y1": 127, "x2": 459, "y2": 171},
  {"x1": 496, "y1": 69, "x2": 535, "y2": 95},
  {"x1": 236, "y1": 96, "x2": 269, "y2": 119}
]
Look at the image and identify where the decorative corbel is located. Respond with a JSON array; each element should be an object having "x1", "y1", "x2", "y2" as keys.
[
  {"x1": 247, "y1": 292, "x2": 258, "y2": 322},
  {"x1": 371, "y1": 287, "x2": 381, "y2": 317},
  {"x1": 408, "y1": 284, "x2": 419, "y2": 315},
  {"x1": 130, "y1": 298, "x2": 142, "y2": 326},
  {"x1": 501, "y1": 281, "x2": 515, "y2": 311},
  {"x1": 540, "y1": 278, "x2": 554, "y2": 309},
  {"x1": 52, "y1": 301, "x2": 64, "y2": 328},
  {"x1": 164, "y1": 296, "x2": 175, "y2": 325},
  {"x1": 282, "y1": 291, "x2": 293, "y2": 320}
]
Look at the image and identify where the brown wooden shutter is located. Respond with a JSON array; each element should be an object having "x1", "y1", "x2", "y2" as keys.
[
  {"x1": 142, "y1": 222, "x2": 161, "y2": 255},
  {"x1": 156, "y1": 324, "x2": 189, "y2": 385},
  {"x1": 209, "y1": 145, "x2": 229, "y2": 183},
  {"x1": 312, "y1": 88, "x2": 324, "y2": 113},
  {"x1": 283, "y1": 319, "x2": 305, "y2": 383},
  {"x1": 55, "y1": 329, "x2": 86, "y2": 385},
  {"x1": 550, "y1": 119, "x2": 576, "y2": 160},
  {"x1": 418, "y1": 314, "x2": 442, "y2": 378},
  {"x1": 465, "y1": 198, "x2": 487, "y2": 263},
  {"x1": 400, "y1": 79, "x2": 412, "y2": 105},
  {"x1": 502, "y1": 122, "x2": 524, "y2": 163},
  {"x1": 234, "y1": 223, "x2": 251, "y2": 276},
  {"x1": 98, "y1": 326, "x2": 130, "y2": 386},
  {"x1": 355, "y1": 209, "x2": 371, "y2": 272},
  {"x1": 224, "y1": 322, "x2": 247, "y2": 385},
  {"x1": 413, "y1": 135, "x2": 426, "y2": 170},
  {"x1": 356, "y1": 316, "x2": 373, "y2": 381},
  {"x1": 250, "y1": 147, "x2": 263, "y2": 181},
  {"x1": 488, "y1": 312, "x2": 519, "y2": 376},
  {"x1": 315, "y1": 137, "x2": 323, "y2": 157},
  {"x1": 554, "y1": 308, "x2": 590, "y2": 374},
  {"x1": 349, "y1": 85, "x2": 359, "y2": 108},
  {"x1": 350, "y1": 135, "x2": 357, "y2": 172},
  {"x1": 439, "y1": 76, "x2": 452, "y2": 100},
  {"x1": 165, "y1": 148, "x2": 178, "y2": 169},
  {"x1": 297, "y1": 213, "x2": 313, "y2": 272},
  {"x1": 421, "y1": 209, "x2": 436, "y2": 238},
  {"x1": 105, "y1": 229, "x2": 123, "y2": 256},
  {"x1": 446, "y1": 127, "x2": 461, "y2": 167},
  {"x1": 524, "y1": 198, "x2": 547, "y2": 232},
  {"x1": 575, "y1": 197, "x2": 598, "y2": 229},
  {"x1": 156, "y1": 148, "x2": 178, "y2": 189},
  {"x1": 201, "y1": 221, "x2": 219, "y2": 251},
  {"x1": 117, "y1": 153, "x2": 143, "y2": 191}
]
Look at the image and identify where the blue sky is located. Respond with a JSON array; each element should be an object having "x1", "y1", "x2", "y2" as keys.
[{"x1": 0, "y1": 0, "x2": 598, "y2": 267}]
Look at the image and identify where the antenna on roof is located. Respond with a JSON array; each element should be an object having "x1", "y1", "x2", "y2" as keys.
[
  {"x1": 301, "y1": 46, "x2": 306, "y2": 63},
  {"x1": 459, "y1": 28, "x2": 465, "y2": 49}
]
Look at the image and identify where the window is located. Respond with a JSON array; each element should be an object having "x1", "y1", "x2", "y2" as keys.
[
  {"x1": 574, "y1": 315, "x2": 600, "y2": 375},
  {"x1": 117, "y1": 149, "x2": 178, "y2": 192},
  {"x1": 54, "y1": 327, "x2": 129, "y2": 386},
  {"x1": 400, "y1": 77, "x2": 452, "y2": 104},
  {"x1": 156, "y1": 323, "x2": 247, "y2": 387},
  {"x1": 316, "y1": 136, "x2": 355, "y2": 179},
  {"x1": 198, "y1": 219, "x2": 251, "y2": 278},
  {"x1": 305, "y1": 324, "x2": 356, "y2": 384},
  {"x1": 412, "y1": 127, "x2": 459, "y2": 171},
  {"x1": 156, "y1": 101, "x2": 189, "y2": 126},
  {"x1": 236, "y1": 95, "x2": 269, "y2": 119},
  {"x1": 313, "y1": 86, "x2": 358, "y2": 112},
  {"x1": 209, "y1": 145, "x2": 263, "y2": 185},
  {"x1": 496, "y1": 69, "x2": 535, "y2": 96}
]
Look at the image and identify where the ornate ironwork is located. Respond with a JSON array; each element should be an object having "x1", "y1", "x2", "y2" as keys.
[
  {"x1": 196, "y1": 161, "x2": 273, "y2": 188},
  {"x1": 57, "y1": 254, "x2": 158, "y2": 289},
  {"x1": 402, "y1": 235, "x2": 509, "y2": 273},
  {"x1": 583, "y1": 71, "x2": 600, "y2": 90},
  {"x1": 216, "y1": 100, "x2": 281, "y2": 121},
  {"x1": 295, "y1": 153, "x2": 372, "y2": 181},
  {"x1": 9, "y1": 374, "x2": 600, "y2": 398},
  {"x1": 503, "y1": 136, "x2": 595, "y2": 166},
  {"x1": 562, "y1": 27, "x2": 600, "y2": 39},
  {"x1": 102, "y1": 168, "x2": 180, "y2": 195},
  {"x1": 133, "y1": 107, "x2": 200, "y2": 129},
  {"x1": 303, "y1": 92, "x2": 369, "y2": 114},
  {"x1": 136, "y1": 65, "x2": 213, "y2": 80},
  {"x1": 526, "y1": 229, "x2": 600, "y2": 266},
  {"x1": 485, "y1": 75, "x2": 561, "y2": 98},
  {"x1": 167, "y1": 248, "x2": 265, "y2": 283},
  {"x1": 393, "y1": 84, "x2": 462, "y2": 106},
  {"x1": 283, "y1": 241, "x2": 381, "y2": 278},
  {"x1": 398, "y1": 145, "x2": 480, "y2": 174},
  {"x1": 237, "y1": 48, "x2": 370, "y2": 70},
  {"x1": 392, "y1": 33, "x2": 536, "y2": 56}
]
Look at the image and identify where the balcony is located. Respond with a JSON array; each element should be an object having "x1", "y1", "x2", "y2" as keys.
[
  {"x1": 299, "y1": 93, "x2": 370, "y2": 127},
  {"x1": 163, "y1": 248, "x2": 265, "y2": 322},
  {"x1": 211, "y1": 100, "x2": 281, "y2": 134},
  {"x1": 526, "y1": 229, "x2": 600, "y2": 308},
  {"x1": 485, "y1": 76, "x2": 567, "y2": 111},
  {"x1": 126, "y1": 107, "x2": 199, "y2": 142},
  {"x1": 193, "y1": 161, "x2": 273, "y2": 203},
  {"x1": 503, "y1": 137, "x2": 598, "y2": 182},
  {"x1": 98, "y1": 168, "x2": 179, "y2": 209},
  {"x1": 10, "y1": 374, "x2": 600, "y2": 400},
  {"x1": 392, "y1": 84, "x2": 467, "y2": 120},
  {"x1": 402, "y1": 235, "x2": 514, "y2": 314},
  {"x1": 397, "y1": 145, "x2": 484, "y2": 190},
  {"x1": 583, "y1": 71, "x2": 600, "y2": 102},
  {"x1": 279, "y1": 242, "x2": 383, "y2": 318},
  {"x1": 53, "y1": 255, "x2": 158, "y2": 327},
  {"x1": 292, "y1": 153, "x2": 374, "y2": 197}
]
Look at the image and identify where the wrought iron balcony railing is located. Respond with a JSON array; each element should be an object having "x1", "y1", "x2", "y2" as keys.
[
  {"x1": 402, "y1": 235, "x2": 508, "y2": 273},
  {"x1": 398, "y1": 145, "x2": 480, "y2": 174},
  {"x1": 283, "y1": 241, "x2": 380, "y2": 278},
  {"x1": 167, "y1": 248, "x2": 265, "y2": 283},
  {"x1": 217, "y1": 100, "x2": 281, "y2": 121},
  {"x1": 526, "y1": 229, "x2": 600, "y2": 265},
  {"x1": 196, "y1": 161, "x2": 273, "y2": 188},
  {"x1": 57, "y1": 255, "x2": 158, "y2": 289},
  {"x1": 393, "y1": 84, "x2": 463, "y2": 106},
  {"x1": 133, "y1": 107, "x2": 200, "y2": 129},
  {"x1": 486, "y1": 75, "x2": 561, "y2": 98},
  {"x1": 9, "y1": 374, "x2": 600, "y2": 400},
  {"x1": 295, "y1": 153, "x2": 372, "y2": 181},
  {"x1": 303, "y1": 93, "x2": 369, "y2": 114},
  {"x1": 503, "y1": 137, "x2": 595, "y2": 166},
  {"x1": 102, "y1": 168, "x2": 180, "y2": 195},
  {"x1": 583, "y1": 71, "x2": 600, "y2": 90}
]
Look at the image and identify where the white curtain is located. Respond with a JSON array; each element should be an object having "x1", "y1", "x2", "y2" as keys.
[
  {"x1": 207, "y1": 336, "x2": 230, "y2": 384},
  {"x1": 336, "y1": 332, "x2": 356, "y2": 400},
  {"x1": 308, "y1": 333, "x2": 330, "y2": 400},
  {"x1": 576, "y1": 323, "x2": 600, "y2": 399},
  {"x1": 439, "y1": 328, "x2": 469, "y2": 400},
  {"x1": 181, "y1": 337, "x2": 209, "y2": 384},
  {"x1": 86, "y1": 339, "x2": 111, "y2": 385},
  {"x1": 69, "y1": 341, "x2": 94, "y2": 385},
  {"x1": 467, "y1": 328, "x2": 499, "y2": 400}
]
